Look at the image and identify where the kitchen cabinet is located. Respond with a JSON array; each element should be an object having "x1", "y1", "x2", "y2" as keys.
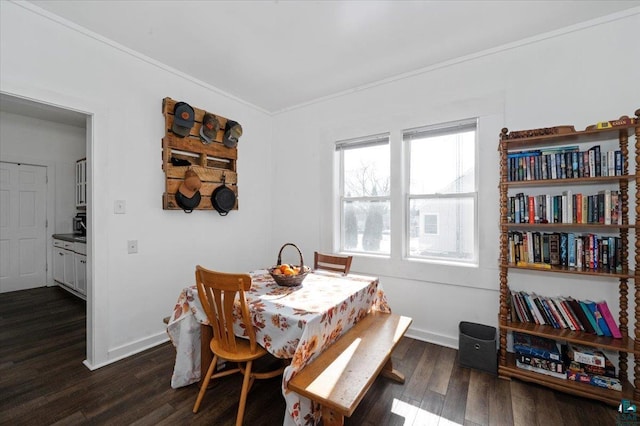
[
  {"x1": 52, "y1": 237, "x2": 86, "y2": 299},
  {"x1": 75, "y1": 158, "x2": 86, "y2": 208},
  {"x1": 52, "y1": 243, "x2": 66, "y2": 284},
  {"x1": 74, "y1": 246, "x2": 87, "y2": 295}
]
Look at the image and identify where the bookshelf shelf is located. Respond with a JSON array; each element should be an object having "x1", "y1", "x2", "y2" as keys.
[
  {"x1": 500, "y1": 321, "x2": 639, "y2": 354},
  {"x1": 503, "y1": 124, "x2": 638, "y2": 149},
  {"x1": 500, "y1": 353, "x2": 634, "y2": 406},
  {"x1": 502, "y1": 175, "x2": 637, "y2": 188},
  {"x1": 498, "y1": 109, "x2": 640, "y2": 405},
  {"x1": 503, "y1": 263, "x2": 635, "y2": 278},
  {"x1": 504, "y1": 223, "x2": 637, "y2": 230}
]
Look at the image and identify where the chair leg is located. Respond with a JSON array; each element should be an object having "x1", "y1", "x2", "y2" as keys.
[
  {"x1": 236, "y1": 360, "x2": 253, "y2": 426},
  {"x1": 193, "y1": 354, "x2": 218, "y2": 413}
]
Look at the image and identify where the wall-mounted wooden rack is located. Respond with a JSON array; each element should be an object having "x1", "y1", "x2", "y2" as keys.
[{"x1": 161, "y1": 97, "x2": 238, "y2": 211}]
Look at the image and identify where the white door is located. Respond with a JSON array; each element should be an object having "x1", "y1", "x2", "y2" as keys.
[{"x1": 0, "y1": 162, "x2": 47, "y2": 292}]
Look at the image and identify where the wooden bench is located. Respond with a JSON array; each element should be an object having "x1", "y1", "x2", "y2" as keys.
[{"x1": 288, "y1": 311, "x2": 412, "y2": 426}]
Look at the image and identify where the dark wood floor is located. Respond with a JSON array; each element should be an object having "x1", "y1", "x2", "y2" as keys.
[{"x1": 0, "y1": 287, "x2": 619, "y2": 425}]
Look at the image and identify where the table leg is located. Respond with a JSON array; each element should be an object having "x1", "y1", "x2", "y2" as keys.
[
  {"x1": 380, "y1": 357, "x2": 405, "y2": 383},
  {"x1": 200, "y1": 324, "x2": 213, "y2": 384},
  {"x1": 321, "y1": 406, "x2": 345, "y2": 426}
]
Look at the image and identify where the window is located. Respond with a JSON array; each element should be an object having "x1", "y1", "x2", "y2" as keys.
[
  {"x1": 423, "y1": 214, "x2": 438, "y2": 235},
  {"x1": 337, "y1": 134, "x2": 390, "y2": 255},
  {"x1": 404, "y1": 119, "x2": 477, "y2": 263}
]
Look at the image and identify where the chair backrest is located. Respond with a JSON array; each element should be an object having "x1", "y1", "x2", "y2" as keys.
[
  {"x1": 195, "y1": 265, "x2": 257, "y2": 354},
  {"x1": 313, "y1": 252, "x2": 353, "y2": 275}
]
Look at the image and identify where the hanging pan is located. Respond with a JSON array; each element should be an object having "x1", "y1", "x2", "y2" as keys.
[{"x1": 211, "y1": 174, "x2": 236, "y2": 216}]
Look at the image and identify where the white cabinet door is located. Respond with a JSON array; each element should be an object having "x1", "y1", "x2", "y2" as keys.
[
  {"x1": 75, "y1": 159, "x2": 86, "y2": 208},
  {"x1": 53, "y1": 247, "x2": 66, "y2": 283},
  {"x1": 63, "y1": 247, "x2": 75, "y2": 287},
  {"x1": 74, "y1": 253, "x2": 86, "y2": 295}
]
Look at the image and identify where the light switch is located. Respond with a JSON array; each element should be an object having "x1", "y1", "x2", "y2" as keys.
[
  {"x1": 127, "y1": 240, "x2": 138, "y2": 254},
  {"x1": 114, "y1": 200, "x2": 126, "y2": 214}
]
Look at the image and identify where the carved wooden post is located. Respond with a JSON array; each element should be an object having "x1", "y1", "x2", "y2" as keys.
[
  {"x1": 498, "y1": 129, "x2": 509, "y2": 373},
  {"x1": 634, "y1": 109, "x2": 640, "y2": 401}
]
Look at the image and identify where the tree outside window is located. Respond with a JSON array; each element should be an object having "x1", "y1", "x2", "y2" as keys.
[{"x1": 338, "y1": 136, "x2": 390, "y2": 255}]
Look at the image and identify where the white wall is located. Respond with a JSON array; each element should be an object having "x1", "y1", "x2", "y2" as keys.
[
  {"x1": 271, "y1": 11, "x2": 640, "y2": 349},
  {"x1": 0, "y1": 111, "x2": 85, "y2": 235},
  {"x1": 1, "y1": 2, "x2": 274, "y2": 368}
]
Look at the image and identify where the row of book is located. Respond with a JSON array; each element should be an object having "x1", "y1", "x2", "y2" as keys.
[
  {"x1": 507, "y1": 189, "x2": 622, "y2": 225},
  {"x1": 510, "y1": 291, "x2": 622, "y2": 338},
  {"x1": 513, "y1": 332, "x2": 622, "y2": 391},
  {"x1": 507, "y1": 144, "x2": 623, "y2": 182},
  {"x1": 508, "y1": 231, "x2": 623, "y2": 272}
]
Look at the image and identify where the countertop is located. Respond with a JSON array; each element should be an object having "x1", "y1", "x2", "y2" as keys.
[{"x1": 52, "y1": 233, "x2": 86, "y2": 243}]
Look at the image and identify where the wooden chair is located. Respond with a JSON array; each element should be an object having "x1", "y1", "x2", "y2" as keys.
[
  {"x1": 313, "y1": 252, "x2": 353, "y2": 275},
  {"x1": 192, "y1": 265, "x2": 285, "y2": 425}
]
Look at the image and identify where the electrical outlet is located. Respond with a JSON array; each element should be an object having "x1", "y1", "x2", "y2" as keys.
[{"x1": 127, "y1": 240, "x2": 138, "y2": 254}]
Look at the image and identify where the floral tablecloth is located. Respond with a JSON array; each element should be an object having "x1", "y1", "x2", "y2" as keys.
[{"x1": 167, "y1": 269, "x2": 390, "y2": 426}]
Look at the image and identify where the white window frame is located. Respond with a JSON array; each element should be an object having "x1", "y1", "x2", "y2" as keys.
[
  {"x1": 336, "y1": 133, "x2": 390, "y2": 256},
  {"x1": 403, "y1": 118, "x2": 478, "y2": 264}
]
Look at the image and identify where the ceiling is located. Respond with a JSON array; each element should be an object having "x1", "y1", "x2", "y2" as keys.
[{"x1": 14, "y1": 1, "x2": 640, "y2": 115}]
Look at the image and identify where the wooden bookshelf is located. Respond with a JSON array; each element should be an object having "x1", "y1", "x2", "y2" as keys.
[{"x1": 497, "y1": 109, "x2": 640, "y2": 405}]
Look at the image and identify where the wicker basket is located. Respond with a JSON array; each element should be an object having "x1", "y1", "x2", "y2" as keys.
[{"x1": 269, "y1": 243, "x2": 310, "y2": 287}]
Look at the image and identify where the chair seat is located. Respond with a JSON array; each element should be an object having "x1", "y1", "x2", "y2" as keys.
[{"x1": 210, "y1": 337, "x2": 268, "y2": 363}]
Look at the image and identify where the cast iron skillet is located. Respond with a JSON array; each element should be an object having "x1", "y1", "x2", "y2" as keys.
[
  {"x1": 211, "y1": 175, "x2": 236, "y2": 216},
  {"x1": 175, "y1": 191, "x2": 201, "y2": 213}
]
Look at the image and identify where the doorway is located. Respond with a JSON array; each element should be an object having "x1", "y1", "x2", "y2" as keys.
[{"x1": 0, "y1": 93, "x2": 91, "y2": 364}]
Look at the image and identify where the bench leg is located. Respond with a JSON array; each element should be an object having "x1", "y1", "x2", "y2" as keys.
[
  {"x1": 380, "y1": 357, "x2": 405, "y2": 383},
  {"x1": 321, "y1": 406, "x2": 345, "y2": 426}
]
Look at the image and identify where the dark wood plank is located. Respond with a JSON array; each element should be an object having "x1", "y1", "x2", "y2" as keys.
[
  {"x1": 440, "y1": 358, "x2": 471, "y2": 424},
  {"x1": 402, "y1": 341, "x2": 439, "y2": 401},
  {"x1": 488, "y1": 377, "x2": 514, "y2": 426},
  {"x1": 465, "y1": 369, "x2": 491, "y2": 425},
  {"x1": 0, "y1": 287, "x2": 621, "y2": 426},
  {"x1": 428, "y1": 346, "x2": 457, "y2": 395},
  {"x1": 510, "y1": 380, "x2": 538, "y2": 425}
]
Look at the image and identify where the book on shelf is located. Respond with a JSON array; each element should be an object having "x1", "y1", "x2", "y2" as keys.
[
  {"x1": 579, "y1": 300, "x2": 604, "y2": 336},
  {"x1": 524, "y1": 293, "x2": 546, "y2": 325},
  {"x1": 596, "y1": 300, "x2": 622, "y2": 339},
  {"x1": 562, "y1": 345, "x2": 617, "y2": 378},
  {"x1": 549, "y1": 233, "x2": 560, "y2": 265},
  {"x1": 553, "y1": 297, "x2": 578, "y2": 331},
  {"x1": 566, "y1": 371, "x2": 622, "y2": 391},
  {"x1": 584, "y1": 300, "x2": 612, "y2": 337},
  {"x1": 516, "y1": 359, "x2": 566, "y2": 379},
  {"x1": 544, "y1": 296, "x2": 565, "y2": 328},
  {"x1": 511, "y1": 291, "x2": 532, "y2": 323},
  {"x1": 590, "y1": 145, "x2": 601, "y2": 177},
  {"x1": 516, "y1": 353, "x2": 565, "y2": 374},
  {"x1": 513, "y1": 332, "x2": 561, "y2": 362},
  {"x1": 566, "y1": 297, "x2": 596, "y2": 334},
  {"x1": 567, "y1": 360, "x2": 616, "y2": 378},
  {"x1": 566, "y1": 343, "x2": 607, "y2": 367}
]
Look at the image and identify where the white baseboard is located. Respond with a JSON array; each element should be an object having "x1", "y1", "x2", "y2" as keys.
[
  {"x1": 81, "y1": 326, "x2": 457, "y2": 371},
  {"x1": 82, "y1": 331, "x2": 169, "y2": 371},
  {"x1": 405, "y1": 326, "x2": 459, "y2": 350}
]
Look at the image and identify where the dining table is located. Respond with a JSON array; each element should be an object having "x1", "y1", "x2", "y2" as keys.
[{"x1": 166, "y1": 268, "x2": 391, "y2": 426}]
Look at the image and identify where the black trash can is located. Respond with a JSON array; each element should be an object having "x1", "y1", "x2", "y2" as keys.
[{"x1": 458, "y1": 321, "x2": 497, "y2": 375}]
